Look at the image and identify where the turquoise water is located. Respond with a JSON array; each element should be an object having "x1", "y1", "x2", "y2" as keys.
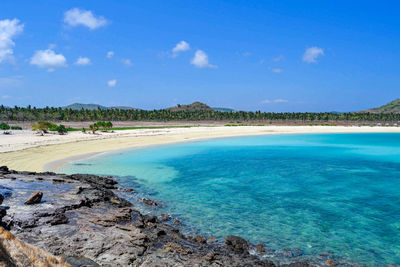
[{"x1": 60, "y1": 133, "x2": 400, "y2": 265}]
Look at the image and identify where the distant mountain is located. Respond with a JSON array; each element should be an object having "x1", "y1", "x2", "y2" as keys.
[
  {"x1": 110, "y1": 106, "x2": 136, "y2": 110},
  {"x1": 167, "y1": 102, "x2": 214, "y2": 112},
  {"x1": 64, "y1": 103, "x2": 108, "y2": 110},
  {"x1": 213, "y1": 107, "x2": 235, "y2": 112},
  {"x1": 361, "y1": 99, "x2": 400, "y2": 114},
  {"x1": 64, "y1": 103, "x2": 137, "y2": 110}
]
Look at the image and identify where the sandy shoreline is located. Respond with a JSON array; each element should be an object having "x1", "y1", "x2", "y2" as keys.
[{"x1": 1, "y1": 125, "x2": 400, "y2": 172}]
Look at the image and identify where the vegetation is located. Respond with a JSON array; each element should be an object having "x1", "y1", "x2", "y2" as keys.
[
  {"x1": 0, "y1": 123, "x2": 10, "y2": 130},
  {"x1": 1, "y1": 103, "x2": 400, "y2": 123},
  {"x1": 362, "y1": 99, "x2": 400, "y2": 114},
  {"x1": 30, "y1": 121, "x2": 71, "y2": 135},
  {"x1": 11, "y1": 126, "x2": 22, "y2": 130},
  {"x1": 167, "y1": 102, "x2": 214, "y2": 112},
  {"x1": 54, "y1": 124, "x2": 67, "y2": 135},
  {"x1": 30, "y1": 121, "x2": 56, "y2": 135},
  {"x1": 88, "y1": 121, "x2": 113, "y2": 134}
]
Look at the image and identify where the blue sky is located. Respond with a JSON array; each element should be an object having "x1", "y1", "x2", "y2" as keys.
[{"x1": 0, "y1": 1, "x2": 399, "y2": 112}]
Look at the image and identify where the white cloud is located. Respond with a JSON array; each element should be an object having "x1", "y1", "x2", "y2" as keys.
[
  {"x1": 190, "y1": 50, "x2": 217, "y2": 68},
  {"x1": 2, "y1": 95, "x2": 11, "y2": 99},
  {"x1": 30, "y1": 49, "x2": 67, "y2": 71},
  {"x1": 270, "y1": 68, "x2": 283, "y2": 73},
  {"x1": 107, "y1": 79, "x2": 117, "y2": 87},
  {"x1": 0, "y1": 76, "x2": 23, "y2": 87},
  {"x1": 273, "y1": 55, "x2": 284, "y2": 62},
  {"x1": 0, "y1": 19, "x2": 24, "y2": 64},
  {"x1": 302, "y1": 47, "x2": 324, "y2": 63},
  {"x1": 121, "y1": 58, "x2": 132, "y2": 66},
  {"x1": 75, "y1": 56, "x2": 91, "y2": 65},
  {"x1": 107, "y1": 51, "x2": 114, "y2": 58},
  {"x1": 262, "y1": 99, "x2": 288, "y2": 104},
  {"x1": 172, "y1": 41, "x2": 190, "y2": 57},
  {"x1": 64, "y1": 8, "x2": 108, "y2": 30}
]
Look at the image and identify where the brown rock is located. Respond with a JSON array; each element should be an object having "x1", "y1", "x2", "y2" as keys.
[
  {"x1": 325, "y1": 259, "x2": 337, "y2": 266},
  {"x1": 204, "y1": 251, "x2": 214, "y2": 261},
  {"x1": 160, "y1": 214, "x2": 171, "y2": 221},
  {"x1": 256, "y1": 243, "x2": 265, "y2": 253},
  {"x1": 208, "y1": 236, "x2": 217, "y2": 243},
  {"x1": 195, "y1": 235, "x2": 206, "y2": 244},
  {"x1": 24, "y1": 191, "x2": 43, "y2": 205},
  {"x1": 174, "y1": 219, "x2": 181, "y2": 225}
]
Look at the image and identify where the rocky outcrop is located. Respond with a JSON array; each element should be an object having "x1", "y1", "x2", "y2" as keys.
[
  {"x1": 0, "y1": 166, "x2": 318, "y2": 266},
  {"x1": 0, "y1": 227, "x2": 70, "y2": 266},
  {"x1": 24, "y1": 190, "x2": 43, "y2": 205}
]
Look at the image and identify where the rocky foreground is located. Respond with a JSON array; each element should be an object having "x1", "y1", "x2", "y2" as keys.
[{"x1": 0, "y1": 166, "x2": 329, "y2": 267}]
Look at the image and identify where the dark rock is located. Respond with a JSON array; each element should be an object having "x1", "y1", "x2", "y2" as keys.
[
  {"x1": 0, "y1": 166, "x2": 10, "y2": 174},
  {"x1": 225, "y1": 235, "x2": 249, "y2": 254},
  {"x1": 49, "y1": 213, "x2": 68, "y2": 225},
  {"x1": 24, "y1": 191, "x2": 43, "y2": 205},
  {"x1": 157, "y1": 230, "x2": 167, "y2": 237},
  {"x1": 143, "y1": 215, "x2": 157, "y2": 224},
  {"x1": 64, "y1": 256, "x2": 100, "y2": 267},
  {"x1": 160, "y1": 214, "x2": 171, "y2": 221},
  {"x1": 284, "y1": 248, "x2": 304, "y2": 258},
  {"x1": 139, "y1": 198, "x2": 160, "y2": 206},
  {"x1": 0, "y1": 194, "x2": 3, "y2": 205}
]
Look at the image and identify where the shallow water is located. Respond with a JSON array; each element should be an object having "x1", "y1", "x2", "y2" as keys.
[{"x1": 59, "y1": 133, "x2": 400, "y2": 265}]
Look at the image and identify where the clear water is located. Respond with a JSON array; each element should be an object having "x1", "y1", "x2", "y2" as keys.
[{"x1": 59, "y1": 133, "x2": 400, "y2": 265}]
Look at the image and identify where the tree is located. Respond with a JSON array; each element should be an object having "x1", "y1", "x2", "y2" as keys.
[
  {"x1": 89, "y1": 123, "x2": 99, "y2": 134},
  {"x1": 0, "y1": 123, "x2": 10, "y2": 130},
  {"x1": 54, "y1": 124, "x2": 67, "y2": 135},
  {"x1": 105, "y1": 121, "x2": 113, "y2": 131},
  {"x1": 31, "y1": 121, "x2": 55, "y2": 135}
]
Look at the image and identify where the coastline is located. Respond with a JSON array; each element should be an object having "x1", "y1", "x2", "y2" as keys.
[{"x1": 1, "y1": 125, "x2": 400, "y2": 172}]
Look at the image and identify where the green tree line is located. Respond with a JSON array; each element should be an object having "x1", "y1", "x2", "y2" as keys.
[{"x1": 1, "y1": 105, "x2": 400, "y2": 122}]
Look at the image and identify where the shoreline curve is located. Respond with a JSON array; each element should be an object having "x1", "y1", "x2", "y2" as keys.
[{"x1": 1, "y1": 125, "x2": 400, "y2": 172}]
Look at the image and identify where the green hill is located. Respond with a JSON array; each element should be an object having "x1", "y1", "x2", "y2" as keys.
[
  {"x1": 167, "y1": 102, "x2": 214, "y2": 112},
  {"x1": 362, "y1": 99, "x2": 400, "y2": 114}
]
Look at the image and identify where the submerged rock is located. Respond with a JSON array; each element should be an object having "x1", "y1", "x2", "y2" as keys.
[
  {"x1": 139, "y1": 198, "x2": 161, "y2": 206},
  {"x1": 225, "y1": 235, "x2": 249, "y2": 254},
  {"x1": 24, "y1": 190, "x2": 43, "y2": 205}
]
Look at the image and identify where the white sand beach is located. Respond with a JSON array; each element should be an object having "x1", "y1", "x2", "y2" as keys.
[{"x1": 1, "y1": 125, "x2": 400, "y2": 172}]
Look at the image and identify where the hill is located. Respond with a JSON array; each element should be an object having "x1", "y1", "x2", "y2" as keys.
[
  {"x1": 167, "y1": 102, "x2": 214, "y2": 112},
  {"x1": 64, "y1": 103, "x2": 137, "y2": 111},
  {"x1": 64, "y1": 103, "x2": 108, "y2": 110},
  {"x1": 362, "y1": 99, "x2": 400, "y2": 114}
]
